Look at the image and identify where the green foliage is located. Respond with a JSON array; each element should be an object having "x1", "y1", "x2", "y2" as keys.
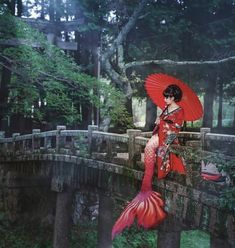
[
  {"x1": 194, "y1": 151, "x2": 235, "y2": 210},
  {"x1": 224, "y1": 81, "x2": 235, "y2": 105},
  {"x1": 0, "y1": 211, "x2": 210, "y2": 247},
  {"x1": 113, "y1": 227, "x2": 156, "y2": 248},
  {"x1": 0, "y1": 12, "x2": 81, "y2": 125},
  {"x1": 169, "y1": 145, "x2": 202, "y2": 164},
  {"x1": 0, "y1": 213, "x2": 52, "y2": 248},
  {"x1": 74, "y1": 135, "x2": 89, "y2": 157},
  {"x1": 219, "y1": 186, "x2": 235, "y2": 210},
  {"x1": 70, "y1": 222, "x2": 97, "y2": 248},
  {"x1": 207, "y1": 156, "x2": 235, "y2": 210},
  {"x1": 127, "y1": 0, "x2": 235, "y2": 104},
  {"x1": 181, "y1": 230, "x2": 210, "y2": 248},
  {"x1": 171, "y1": 144, "x2": 235, "y2": 210},
  {"x1": 1, "y1": 0, "x2": 235, "y2": 130},
  {"x1": 2, "y1": 46, "x2": 84, "y2": 125},
  {"x1": 109, "y1": 105, "x2": 134, "y2": 132},
  {"x1": 0, "y1": 3, "x2": 10, "y2": 15},
  {"x1": 202, "y1": 152, "x2": 235, "y2": 175},
  {"x1": 0, "y1": 12, "x2": 44, "y2": 41},
  {"x1": 99, "y1": 79, "x2": 134, "y2": 132},
  {"x1": 0, "y1": 11, "x2": 131, "y2": 129},
  {"x1": 169, "y1": 145, "x2": 235, "y2": 210}
]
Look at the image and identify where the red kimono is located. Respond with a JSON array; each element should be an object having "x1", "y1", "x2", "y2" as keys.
[{"x1": 157, "y1": 106, "x2": 186, "y2": 179}]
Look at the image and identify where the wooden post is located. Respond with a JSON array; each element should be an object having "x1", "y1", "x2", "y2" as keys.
[
  {"x1": 32, "y1": 129, "x2": 41, "y2": 151},
  {"x1": 88, "y1": 125, "x2": 98, "y2": 155},
  {"x1": 56, "y1": 125, "x2": 66, "y2": 152},
  {"x1": 127, "y1": 129, "x2": 142, "y2": 168},
  {"x1": 157, "y1": 216, "x2": 182, "y2": 248},
  {"x1": 97, "y1": 193, "x2": 114, "y2": 248},
  {"x1": 53, "y1": 190, "x2": 73, "y2": 248},
  {"x1": 200, "y1": 127, "x2": 211, "y2": 150}
]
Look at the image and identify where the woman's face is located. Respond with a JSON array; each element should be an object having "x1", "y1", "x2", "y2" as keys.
[{"x1": 164, "y1": 95, "x2": 175, "y2": 105}]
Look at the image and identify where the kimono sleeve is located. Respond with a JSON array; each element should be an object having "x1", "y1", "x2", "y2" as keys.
[
  {"x1": 165, "y1": 109, "x2": 184, "y2": 145},
  {"x1": 174, "y1": 108, "x2": 184, "y2": 129}
]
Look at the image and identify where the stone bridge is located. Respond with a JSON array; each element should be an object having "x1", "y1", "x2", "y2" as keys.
[{"x1": 0, "y1": 126, "x2": 234, "y2": 248}]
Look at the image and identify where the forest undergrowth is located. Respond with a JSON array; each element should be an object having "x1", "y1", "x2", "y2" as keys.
[{"x1": 0, "y1": 213, "x2": 209, "y2": 248}]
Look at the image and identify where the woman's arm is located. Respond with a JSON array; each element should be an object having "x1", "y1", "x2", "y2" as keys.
[{"x1": 155, "y1": 117, "x2": 160, "y2": 125}]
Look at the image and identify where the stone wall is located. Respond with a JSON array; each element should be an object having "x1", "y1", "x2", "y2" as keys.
[
  {"x1": 0, "y1": 163, "x2": 56, "y2": 225},
  {"x1": 72, "y1": 189, "x2": 99, "y2": 225}
]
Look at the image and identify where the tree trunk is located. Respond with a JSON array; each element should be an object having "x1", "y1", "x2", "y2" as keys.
[
  {"x1": 62, "y1": 0, "x2": 70, "y2": 56},
  {"x1": 125, "y1": 97, "x2": 133, "y2": 117},
  {"x1": 55, "y1": 0, "x2": 62, "y2": 22},
  {"x1": 233, "y1": 108, "x2": 235, "y2": 129},
  {"x1": 16, "y1": 0, "x2": 23, "y2": 17},
  {"x1": 92, "y1": 36, "x2": 101, "y2": 126},
  {"x1": 7, "y1": 0, "x2": 16, "y2": 15},
  {"x1": 40, "y1": 0, "x2": 45, "y2": 19},
  {"x1": 49, "y1": 0, "x2": 55, "y2": 21},
  {"x1": 202, "y1": 76, "x2": 216, "y2": 128},
  {"x1": 74, "y1": 30, "x2": 82, "y2": 64},
  {"x1": 144, "y1": 98, "x2": 157, "y2": 131},
  {"x1": 81, "y1": 101, "x2": 92, "y2": 129},
  {"x1": 217, "y1": 80, "x2": 223, "y2": 129},
  {"x1": 0, "y1": 64, "x2": 11, "y2": 131}
]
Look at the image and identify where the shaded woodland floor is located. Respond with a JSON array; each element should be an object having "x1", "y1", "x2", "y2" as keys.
[{"x1": 0, "y1": 212, "x2": 210, "y2": 248}]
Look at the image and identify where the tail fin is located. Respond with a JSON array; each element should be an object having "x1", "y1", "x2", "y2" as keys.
[{"x1": 112, "y1": 191, "x2": 166, "y2": 239}]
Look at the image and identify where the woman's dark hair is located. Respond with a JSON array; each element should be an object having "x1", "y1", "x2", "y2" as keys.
[{"x1": 163, "y1": 84, "x2": 183, "y2": 102}]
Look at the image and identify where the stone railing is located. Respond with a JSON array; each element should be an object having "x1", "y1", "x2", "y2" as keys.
[
  {"x1": 0, "y1": 125, "x2": 234, "y2": 185},
  {"x1": 0, "y1": 126, "x2": 234, "y2": 162}
]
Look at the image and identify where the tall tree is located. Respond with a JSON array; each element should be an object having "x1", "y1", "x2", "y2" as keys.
[{"x1": 2, "y1": 0, "x2": 235, "y2": 131}]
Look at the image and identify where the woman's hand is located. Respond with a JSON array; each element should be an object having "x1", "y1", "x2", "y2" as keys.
[{"x1": 155, "y1": 117, "x2": 160, "y2": 125}]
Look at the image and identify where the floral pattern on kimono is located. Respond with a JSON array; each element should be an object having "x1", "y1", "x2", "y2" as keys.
[{"x1": 156, "y1": 106, "x2": 186, "y2": 179}]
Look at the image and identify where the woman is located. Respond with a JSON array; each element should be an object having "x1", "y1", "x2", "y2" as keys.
[
  {"x1": 112, "y1": 84, "x2": 186, "y2": 239},
  {"x1": 155, "y1": 84, "x2": 186, "y2": 179}
]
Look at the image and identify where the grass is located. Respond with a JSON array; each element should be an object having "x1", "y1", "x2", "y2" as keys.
[
  {"x1": 113, "y1": 227, "x2": 156, "y2": 248},
  {"x1": 0, "y1": 213, "x2": 210, "y2": 248},
  {"x1": 181, "y1": 230, "x2": 210, "y2": 248},
  {"x1": 0, "y1": 213, "x2": 52, "y2": 248}
]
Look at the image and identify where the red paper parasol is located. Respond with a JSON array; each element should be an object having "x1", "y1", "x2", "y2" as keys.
[{"x1": 145, "y1": 73, "x2": 203, "y2": 121}]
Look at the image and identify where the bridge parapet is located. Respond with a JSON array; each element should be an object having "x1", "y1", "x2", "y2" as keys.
[
  {"x1": 0, "y1": 126, "x2": 234, "y2": 172},
  {"x1": 0, "y1": 126, "x2": 234, "y2": 197},
  {"x1": 0, "y1": 125, "x2": 234, "y2": 197}
]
